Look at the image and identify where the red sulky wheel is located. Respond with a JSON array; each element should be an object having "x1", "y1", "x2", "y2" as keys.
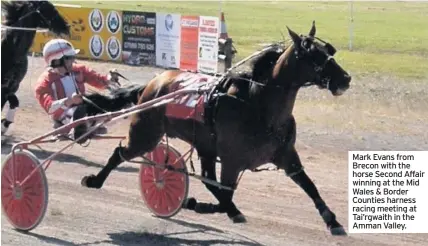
[
  {"x1": 1, "y1": 149, "x2": 48, "y2": 232},
  {"x1": 139, "y1": 143, "x2": 189, "y2": 218}
]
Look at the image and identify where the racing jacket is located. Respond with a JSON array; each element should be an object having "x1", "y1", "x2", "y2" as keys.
[{"x1": 35, "y1": 63, "x2": 109, "y2": 121}]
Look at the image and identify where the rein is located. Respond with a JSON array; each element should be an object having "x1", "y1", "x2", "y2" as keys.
[{"x1": 82, "y1": 96, "x2": 108, "y2": 113}]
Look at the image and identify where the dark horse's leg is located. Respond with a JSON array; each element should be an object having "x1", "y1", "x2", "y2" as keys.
[
  {"x1": 273, "y1": 146, "x2": 346, "y2": 235},
  {"x1": 2, "y1": 57, "x2": 27, "y2": 135},
  {"x1": 1, "y1": 89, "x2": 8, "y2": 109},
  {"x1": 1, "y1": 93, "x2": 19, "y2": 135},
  {"x1": 1, "y1": 90, "x2": 9, "y2": 135},
  {"x1": 81, "y1": 108, "x2": 166, "y2": 189},
  {"x1": 183, "y1": 154, "x2": 246, "y2": 223}
]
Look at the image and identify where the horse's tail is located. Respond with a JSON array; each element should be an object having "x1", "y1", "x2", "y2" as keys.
[{"x1": 84, "y1": 83, "x2": 147, "y2": 114}]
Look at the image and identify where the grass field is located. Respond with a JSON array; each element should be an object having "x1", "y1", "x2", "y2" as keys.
[{"x1": 58, "y1": 1, "x2": 428, "y2": 79}]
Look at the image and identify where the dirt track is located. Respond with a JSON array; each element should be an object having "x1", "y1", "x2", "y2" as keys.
[{"x1": 2, "y1": 57, "x2": 428, "y2": 246}]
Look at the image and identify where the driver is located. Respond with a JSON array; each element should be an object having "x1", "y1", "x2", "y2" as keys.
[{"x1": 34, "y1": 38, "x2": 119, "y2": 142}]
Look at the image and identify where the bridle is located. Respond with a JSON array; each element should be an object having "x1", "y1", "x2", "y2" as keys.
[{"x1": 294, "y1": 35, "x2": 337, "y2": 89}]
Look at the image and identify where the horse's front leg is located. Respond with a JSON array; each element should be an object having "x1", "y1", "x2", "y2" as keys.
[
  {"x1": 273, "y1": 146, "x2": 346, "y2": 236},
  {"x1": 182, "y1": 155, "x2": 246, "y2": 223},
  {"x1": 217, "y1": 157, "x2": 246, "y2": 223}
]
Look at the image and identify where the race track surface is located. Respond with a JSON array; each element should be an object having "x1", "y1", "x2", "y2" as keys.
[{"x1": 2, "y1": 57, "x2": 427, "y2": 246}]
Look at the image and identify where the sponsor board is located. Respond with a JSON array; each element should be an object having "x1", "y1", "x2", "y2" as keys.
[
  {"x1": 179, "y1": 15, "x2": 199, "y2": 72},
  {"x1": 122, "y1": 11, "x2": 156, "y2": 66},
  {"x1": 197, "y1": 16, "x2": 219, "y2": 74},
  {"x1": 155, "y1": 13, "x2": 181, "y2": 69}
]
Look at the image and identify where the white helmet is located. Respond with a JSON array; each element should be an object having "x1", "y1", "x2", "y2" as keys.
[{"x1": 42, "y1": 39, "x2": 80, "y2": 66}]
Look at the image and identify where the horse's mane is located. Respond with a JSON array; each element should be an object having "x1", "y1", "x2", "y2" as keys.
[
  {"x1": 219, "y1": 43, "x2": 286, "y2": 101},
  {"x1": 1, "y1": 1, "x2": 28, "y2": 26},
  {"x1": 83, "y1": 83, "x2": 146, "y2": 115},
  {"x1": 251, "y1": 43, "x2": 285, "y2": 82},
  {"x1": 229, "y1": 43, "x2": 285, "y2": 82},
  {"x1": 228, "y1": 42, "x2": 286, "y2": 87}
]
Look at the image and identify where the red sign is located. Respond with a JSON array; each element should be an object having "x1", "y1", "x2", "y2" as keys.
[{"x1": 179, "y1": 15, "x2": 199, "y2": 71}]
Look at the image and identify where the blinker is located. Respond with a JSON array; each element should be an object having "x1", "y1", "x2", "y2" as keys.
[{"x1": 324, "y1": 43, "x2": 336, "y2": 56}]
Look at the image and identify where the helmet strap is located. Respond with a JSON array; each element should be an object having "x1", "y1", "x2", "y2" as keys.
[{"x1": 51, "y1": 57, "x2": 72, "y2": 75}]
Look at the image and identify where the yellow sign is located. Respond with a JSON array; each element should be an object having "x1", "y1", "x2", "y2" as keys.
[{"x1": 30, "y1": 5, "x2": 123, "y2": 63}]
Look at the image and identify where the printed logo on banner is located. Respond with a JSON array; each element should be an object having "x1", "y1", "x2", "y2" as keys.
[
  {"x1": 156, "y1": 13, "x2": 181, "y2": 68},
  {"x1": 89, "y1": 35, "x2": 104, "y2": 58},
  {"x1": 106, "y1": 36, "x2": 121, "y2": 60},
  {"x1": 71, "y1": 18, "x2": 85, "y2": 32},
  {"x1": 89, "y1": 9, "x2": 104, "y2": 33},
  {"x1": 106, "y1": 11, "x2": 121, "y2": 34},
  {"x1": 165, "y1": 14, "x2": 174, "y2": 31}
]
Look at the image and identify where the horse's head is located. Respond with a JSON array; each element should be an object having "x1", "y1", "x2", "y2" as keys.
[
  {"x1": 30, "y1": 1, "x2": 70, "y2": 36},
  {"x1": 280, "y1": 21, "x2": 351, "y2": 96},
  {"x1": 2, "y1": 1, "x2": 70, "y2": 36}
]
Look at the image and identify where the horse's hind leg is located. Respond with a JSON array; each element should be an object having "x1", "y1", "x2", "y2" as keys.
[
  {"x1": 273, "y1": 146, "x2": 346, "y2": 236},
  {"x1": 1, "y1": 93, "x2": 8, "y2": 135},
  {"x1": 81, "y1": 110, "x2": 166, "y2": 189},
  {"x1": 1, "y1": 93, "x2": 19, "y2": 135},
  {"x1": 1, "y1": 89, "x2": 8, "y2": 110}
]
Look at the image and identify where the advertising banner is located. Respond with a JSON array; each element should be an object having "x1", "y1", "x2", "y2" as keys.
[
  {"x1": 122, "y1": 11, "x2": 156, "y2": 66},
  {"x1": 29, "y1": 6, "x2": 122, "y2": 62},
  {"x1": 197, "y1": 16, "x2": 220, "y2": 74},
  {"x1": 179, "y1": 15, "x2": 199, "y2": 72},
  {"x1": 26, "y1": 5, "x2": 219, "y2": 71},
  {"x1": 155, "y1": 13, "x2": 181, "y2": 69}
]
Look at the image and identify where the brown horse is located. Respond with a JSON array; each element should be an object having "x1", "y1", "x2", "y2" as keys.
[{"x1": 80, "y1": 21, "x2": 351, "y2": 236}]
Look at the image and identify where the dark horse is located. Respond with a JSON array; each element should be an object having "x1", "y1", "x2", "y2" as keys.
[
  {"x1": 1, "y1": 1, "x2": 70, "y2": 136},
  {"x1": 79, "y1": 22, "x2": 351, "y2": 235}
]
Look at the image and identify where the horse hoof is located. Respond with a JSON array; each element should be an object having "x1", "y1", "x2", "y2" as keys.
[
  {"x1": 330, "y1": 226, "x2": 347, "y2": 236},
  {"x1": 81, "y1": 176, "x2": 89, "y2": 187},
  {"x1": 81, "y1": 175, "x2": 101, "y2": 189},
  {"x1": 182, "y1": 197, "x2": 197, "y2": 210},
  {"x1": 231, "y1": 213, "x2": 247, "y2": 223}
]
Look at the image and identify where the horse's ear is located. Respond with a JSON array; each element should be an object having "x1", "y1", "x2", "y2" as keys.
[
  {"x1": 309, "y1": 20, "x2": 316, "y2": 37},
  {"x1": 286, "y1": 26, "x2": 302, "y2": 46},
  {"x1": 30, "y1": 0, "x2": 43, "y2": 7}
]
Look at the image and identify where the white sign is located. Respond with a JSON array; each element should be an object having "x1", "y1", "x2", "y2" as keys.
[
  {"x1": 348, "y1": 151, "x2": 428, "y2": 233},
  {"x1": 156, "y1": 13, "x2": 181, "y2": 69},
  {"x1": 197, "y1": 16, "x2": 219, "y2": 74}
]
